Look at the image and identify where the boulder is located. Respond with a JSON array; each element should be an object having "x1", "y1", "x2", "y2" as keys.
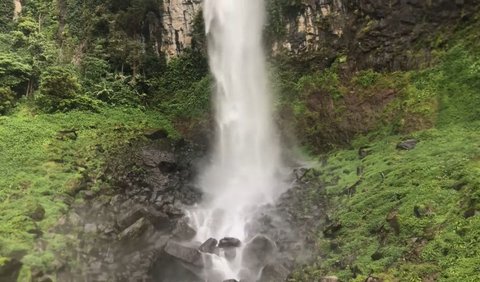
[
  {"x1": 386, "y1": 211, "x2": 400, "y2": 235},
  {"x1": 144, "y1": 208, "x2": 170, "y2": 229},
  {"x1": 323, "y1": 222, "x2": 342, "y2": 238},
  {"x1": 164, "y1": 241, "x2": 203, "y2": 267},
  {"x1": 358, "y1": 146, "x2": 371, "y2": 159},
  {"x1": 396, "y1": 139, "x2": 417, "y2": 150},
  {"x1": 28, "y1": 204, "x2": 45, "y2": 221},
  {"x1": 0, "y1": 259, "x2": 22, "y2": 282},
  {"x1": 84, "y1": 223, "x2": 98, "y2": 234},
  {"x1": 218, "y1": 237, "x2": 241, "y2": 248},
  {"x1": 144, "y1": 128, "x2": 169, "y2": 140},
  {"x1": 172, "y1": 218, "x2": 197, "y2": 241},
  {"x1": 242, "y1": 235, "x2": 276, "y2": 272},
  {"x1": 118, "y1": 217, "x2": 149, "y2": 241},
  {"x1": 224, "y1": 248, "x2": 236, "y2": 261},
  {"x1": 199, "y1": 238, "x2": 218, "y2": 254},
  {"x1": 141, "y1": 149, "x2": 175, "y2": 168},
  {"x1": 259, "y1": 263, "x2": 290, "y2": 282},
  {"x1": 116, "y1": 206, "x2": 146, "y2": 229}
]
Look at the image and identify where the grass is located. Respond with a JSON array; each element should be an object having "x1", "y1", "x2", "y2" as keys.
[
  {"x1": 0, "y1": 105, "x2": 174, "y2": 275},
  {"x1": 291, "y1": 121, "x2": 480, "y2": 281},
  {"x1": 288, "y1": 24, "x2": 480, "y2": 281}
]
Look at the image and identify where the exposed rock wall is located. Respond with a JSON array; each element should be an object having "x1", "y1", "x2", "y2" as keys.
[
  {"x1": 273, "y1": 0, "x2": 479, "y2": 70},
  {"x1": 160, "y1": 0, "x2": 479, "y2": 70},
  {"x1": 13, "y1": 0, "x2": 21, "y2": 19},
  {"x1": 160, "y1": 0, "x2": 202, "y2": 58}
]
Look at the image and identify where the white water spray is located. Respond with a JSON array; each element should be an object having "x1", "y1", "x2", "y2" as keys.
[{"x1": 188, "y1": 0, "x2": 286, "y2": 280}]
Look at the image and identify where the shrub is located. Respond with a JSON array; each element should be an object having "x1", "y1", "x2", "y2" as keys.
[
  {"x1": 353, "y1": 69, "x2": 380, "y2": 88},
  {"x1": 90, "y1": 74, "x2": 145, "y2": 107},
  {"x1": 36, "y1": 66, "x2": 87, "y2": 112},
  {"x1": 0, "y1": 87, "x2": 15, "y2": 115}
]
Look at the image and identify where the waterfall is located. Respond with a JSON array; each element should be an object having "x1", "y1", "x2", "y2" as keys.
[{"x1": 188, "y1": 0, "x2": 287, "y2": 280}]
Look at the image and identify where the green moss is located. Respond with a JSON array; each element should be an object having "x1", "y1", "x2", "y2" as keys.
[
  {"x1": 0, "y1": 105, "x2": 174, "y2": 273},
  {"x1": 292, "y1": 121, "x2": 480, "y2": 281}
]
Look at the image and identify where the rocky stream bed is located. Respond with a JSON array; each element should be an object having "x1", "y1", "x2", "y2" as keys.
[{"x1": 3, "y1": 131, "x2": 326, "y2": 282}]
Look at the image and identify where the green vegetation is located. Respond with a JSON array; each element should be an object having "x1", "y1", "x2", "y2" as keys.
[
  {"x1": 1, "y1": 0, "x2": 479, "y2": 281},
  {"x1": 292, "y1": 121, "x2": 480, "y2": 281},
  {"x1": 0, "y1": 106, "x2": 175, "y2": 275},
  {"x1": 0, "y1": 0, "x2": 210, "y2": 276},
  {"x1": 288, "y1": 15, "x2": 480, "y2": 282}
]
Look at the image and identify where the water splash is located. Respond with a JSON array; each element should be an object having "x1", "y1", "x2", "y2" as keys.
[{"x1": 188, "y1": 0, "x2": 287, "y2": 280}]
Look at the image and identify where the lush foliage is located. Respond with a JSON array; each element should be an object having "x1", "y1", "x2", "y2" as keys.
[
  {"x1": 288, "y1": 17, "x2": 480, "y2": 281},
  {"x1": 291, "y1": 121, "x2": 480, "y2": 281},
  {"x1": 0, "y1": 106, "x2": 175, "y2": 276}
]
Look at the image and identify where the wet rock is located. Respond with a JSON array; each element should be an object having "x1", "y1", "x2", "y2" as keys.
[
  {"x1": 27, "y1": 223, "x2": 43, "y2": 238},
  {"x1": 358, "y1": 146, "x2": 371, "y2": 159},
  {"x1": 164, "y1": 241, "x2": 203, "y2": 267},
  {"x1": 118, "y1": 217, "x2": 149, "y2": 241},
  {"x1": 396, "y1": 139, "x2": 417, "y2": 150},
  {"x1": 68, "y1": 212, "x2": 83, "y2": 226},
  {"x1": 242, "y1": 235, "x2": 276, "y2": 272},
  {"x1": 464, "y1": 208, "x2": 477, "y2": 219},
  {"x1": 259, "y1": 263, "x2": 290, "y2": 282},
  {"x1": 28, "y1": 204, "x2": 45, "y2": 221},
  {"x1": 238, "y1": 269, "x2": 256, "y2": 282},
  {"x1": 321, "y1": 276, "x2": 339, "y2": 282},
  {"x1": 84, "y1": 223, "x2": 98, "y2": 234},
  {"x1": 199, "y1": 238, "x2": 218, "y2": 254},
  {"x1": 82, "y1": 190, "x2": 95, "y2": 200},
  {"x1": 224, "y1": 248, "x2": 236, "y2": 261},
  {"x1": 323, "y1": 222, "x2": 342, "y2": 238},
  {"x1": 56, "y1": 129, "x2": 78, "y2": 141},
  {"x1": 172, "y1": 218, "x2": 196, "y2": 241},
  {"x1": 144, "y1": 208, "x2": 170, "y2": 229},
  {"x1": 142, "y1": 149, "x2": 175, "y2": 168},
  {"x1": 163, "y1": 204, "x2": 185, "y2": 218},
  {"x1": 144, "y1": 128, "x2": 169, "y2": 140},
  {"x1": 387, "y1": 211, "x2": 400, "y2": 235},
  {"x1": 0, "y1": 258, "x2": 22, "y2": 282},
  {"x1": 218, "y1": 237, "x2": 241, "y2": 248},
  {"x1": 116, "y1": 206, "x2": 145, "y2": 229}
]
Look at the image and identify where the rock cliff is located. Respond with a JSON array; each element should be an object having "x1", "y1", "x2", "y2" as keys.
[
  {"x1": 160, "y1": 0, "x2": 479, "y2": 70},
  {"x1": 161, "y1": 0, "x2": 202, "y2": 58}
]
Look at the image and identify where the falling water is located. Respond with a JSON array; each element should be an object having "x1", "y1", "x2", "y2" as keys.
[{"x1": 188, "y1": 0, "x2": 286, "y2": 280}]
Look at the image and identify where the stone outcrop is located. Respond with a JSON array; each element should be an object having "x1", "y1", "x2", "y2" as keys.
[
  {"x1": 161, "y1": 0, "x2": 202, "y2": 58},
  {"x1": 159, "y1": 0, "x2": 479, "y2": 70}
]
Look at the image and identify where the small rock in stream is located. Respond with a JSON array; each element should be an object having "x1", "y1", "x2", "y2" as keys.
[
  {"x1": 118, "y1": 217, "x2": 149, "y2": 240},
  {"x1": 164, "y1": 240, "x2": 203, "y2": 267},
  {"x1": 242, "y1": 235, "x2": 276, "y2": 271},
  {"x1": 199, "y1": 238, "x2": 218, "y2": 254},
  {"x1": 172, "y1": 218, "x2": 196, "y2": 241},
  {"x1": 224, "y1": 248, "x2": 236, "y2": 261},
  {"x1": 218, "y1": 237, "x2": 241, "y2": 248}
]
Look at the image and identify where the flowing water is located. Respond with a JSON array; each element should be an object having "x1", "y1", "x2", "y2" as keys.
[{"x1": 188, "y1": 0, "x2": 287, "y2": 280}]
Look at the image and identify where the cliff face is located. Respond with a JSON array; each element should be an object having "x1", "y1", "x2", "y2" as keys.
[
  {"x1": 161, "y1": 0, "x2": 478, "y2": 70},
  {"x1": 275, "y1": 0, "x2": 478, "y2": 71},
  {"x1": 160, "y1": 0, "x2": 202, "y2": 58}
]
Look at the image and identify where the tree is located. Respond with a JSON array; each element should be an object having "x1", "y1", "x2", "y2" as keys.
[{"x1": 35, "y1": 66, "x2": 82, "y2": 112}]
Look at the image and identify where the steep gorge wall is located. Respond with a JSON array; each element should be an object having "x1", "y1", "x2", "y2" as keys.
[
  {"x1": 160, "y1": 0, "x2": 202, "y2": 57},
  {"x1": 275, "y1": 0, "x2": 478, "y2": 71},
  {"x1": 161, "y1": 0, "x2": 479, "y2": 70}
]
